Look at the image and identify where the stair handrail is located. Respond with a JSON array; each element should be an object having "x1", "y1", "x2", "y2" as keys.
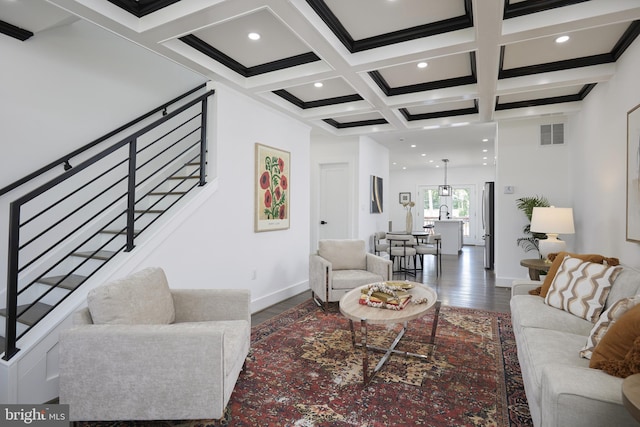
[
  {"x1": 0, "y1": 83, "x2": 207, "y2": 198},
  {"x1": 3, "y1": 86, "x2": 214, "y2": 361}
]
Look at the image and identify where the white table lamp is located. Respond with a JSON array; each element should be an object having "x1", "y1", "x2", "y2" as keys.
[{"x1": 530, "y1": 206, "x2": 575, "y2": 260}]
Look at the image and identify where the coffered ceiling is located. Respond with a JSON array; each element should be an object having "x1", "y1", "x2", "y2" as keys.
[{"x1": 2, "y1": 0, "x2": 639, "y2": 170}]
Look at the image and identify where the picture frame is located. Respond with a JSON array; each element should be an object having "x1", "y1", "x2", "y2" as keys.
[
  {"x1": 370, "y1": 175, "x2": 383, "y2": 213},
  {"x1": 255, "y1": 143, "x2": 290, "y2": 232},
  {"x1": 627, "y1": 103, "x2": 640, "y2": 242},
  {"x1": 399, "y1": 192, "x2": 411, "y2": 204}
]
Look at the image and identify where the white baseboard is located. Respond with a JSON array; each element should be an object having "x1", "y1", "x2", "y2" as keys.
[{"x1": 250, "y1": 281, "x2": 309, "y2": 314}]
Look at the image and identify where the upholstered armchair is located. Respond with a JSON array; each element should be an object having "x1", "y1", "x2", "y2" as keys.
[
  {"x1": 309, "y1": 239, "x2": 392, "y2": 310},
  {"x1": 58, "y1": 267, "x2": 251, "y2": 422}
]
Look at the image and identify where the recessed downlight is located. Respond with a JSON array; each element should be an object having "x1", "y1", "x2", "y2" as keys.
[
  {"x1": 417, "y1": 62, "x2": 428, "y2": 69},
  {"x1": 555, "y1": 35, "x2": 570, "y2": 43},
  {"x1": 248, "y1": 32, "x2": 261, "y2": 41},
  {"x1": 314, "y1": 82, "x2": 323, "y2": 88}
]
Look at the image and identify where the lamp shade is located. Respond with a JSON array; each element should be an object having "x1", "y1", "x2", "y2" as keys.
[
  {"x1": 530, "y1": 207, "x2": 575, "y2": 235},
  {"x1": 530, "y1": 207, "x2": 575, "y2": 260}
]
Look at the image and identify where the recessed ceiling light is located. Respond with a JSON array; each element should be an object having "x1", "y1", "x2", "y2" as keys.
[
  {"x1": 483, "y1": 162, "x2": 488, "y2": 166},
  {"x1": 483, "y1": 149, "x2": 488, "y2": 152},
  {"x1": 314, "y1": 82, "x2": 323, "y2": 88},
  {"x1": 483, "y1": 156, "x2": 488, "y2": 160},
  {"x1": 421, "y1": 153, "x2": 426, "y2": 157},
  {"x1": 555, "y1": 35, "x2": 570, "y2": 43},
  {"x1": 423, "y1": 125, "x2": 440, "y2": 130},
  {"x1": 451, "y1": 122, "x2": 469, "y2": 127},
  {"x1": 417, "y1": 62, "x2": 428, "y2": 69},
  {"x1": 482, "y1": 138, "x2": 488, "y2": 142},
  {"x1": 411, "y1": 144, "x2": 416, "y2": 148},
  {"x1": 402, "y1": 166, "x2": 407, "y2": 170},
  {"x1": 429, "y1": 160, "x2": 434, "y2": 163},
  {"x1": 248, "y1": 32, "x2": 261, "y2": 41}
]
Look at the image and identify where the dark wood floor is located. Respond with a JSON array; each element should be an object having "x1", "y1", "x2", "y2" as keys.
[{"x1": 252, "y1": 245, "x2": 511, "y2": 326}]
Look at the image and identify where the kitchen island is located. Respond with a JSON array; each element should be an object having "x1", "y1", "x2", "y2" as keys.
[{"x1": 433, "y1": 220, "x2": 463, "y2": 255}]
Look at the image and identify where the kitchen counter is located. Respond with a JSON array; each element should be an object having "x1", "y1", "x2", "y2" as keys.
[{"x1": 433, "y1": 220, "x2": 463, "y2": 255}]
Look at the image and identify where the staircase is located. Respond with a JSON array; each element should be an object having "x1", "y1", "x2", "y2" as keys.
[{"x1": 0, "y1": 84, "x2": 214, "y2": 360}]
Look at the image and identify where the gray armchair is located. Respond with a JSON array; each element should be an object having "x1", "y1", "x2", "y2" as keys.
[
  {"x1": 309, "y1": 239, "x2": 392, "y2": 310},
  {"x1": 58, "y1": 267, "x2": 250, "y2": 422}
]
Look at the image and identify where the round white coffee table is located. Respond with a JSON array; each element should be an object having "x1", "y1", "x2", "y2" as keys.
[{"x1": 339, "y1": 281, "x2": 440, "y2": 385}]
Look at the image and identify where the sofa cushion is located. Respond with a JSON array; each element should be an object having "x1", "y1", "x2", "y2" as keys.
[
  {"x1": 510, "y1": 294, "x2": 593, "y2": 337},
  {"x1": 605, "y1": 267, "x2": 640, "y2": 310},
  {"x1": 581, "y1": 296, "x2": 640, "y2": 359},
  {"x1": 545, "y1": 257, "x2": 622, "y2": 322},
  {"x1": 332, "y1": 270, "x2": 382, "y2": 290},
  {"x1": 87, "y1": 267, "x2": 175, "y2": 325},
  {"x1": 537, "y1": 252, "x2": 610, "y2": 297},
  {"x1": 591, "y1": 304, "x2": 640, "y2": 369},
  {"x1": 318, "y1": 239, "x2": 367, "y2": 270},
  {"x1": 517, "y1": 327, "x2": 590, "y2": 403}
]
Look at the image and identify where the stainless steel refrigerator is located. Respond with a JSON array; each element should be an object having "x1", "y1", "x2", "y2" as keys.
[{"x1": 482, "y1": 182, "x2": 495, "y2": 270}]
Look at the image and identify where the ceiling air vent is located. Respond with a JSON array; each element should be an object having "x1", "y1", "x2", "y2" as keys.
[{"x1": 540, "y1": 124, "x2": 564, "y2": 145}]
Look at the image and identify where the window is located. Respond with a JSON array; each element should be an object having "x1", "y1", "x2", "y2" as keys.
[{"x1": 419, "y1": 185, "x2": 473, "y2": 237}]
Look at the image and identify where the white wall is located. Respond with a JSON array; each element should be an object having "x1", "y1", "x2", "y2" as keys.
[
  {"x1": 0, "y1": 20, "x2": 205, "y2": 186},
  {"x1": 358, "y1": 135, "x2": 390, "y2": 247},
  {"x1": 389, "y1": 165, "x2": 495, "y2": 244},
  {"x1": 495, "y1": 117, "x2": 570, "y2": 284},
  {"x1": 568, "y1": 36, "x2": 640, "y2": 267}
]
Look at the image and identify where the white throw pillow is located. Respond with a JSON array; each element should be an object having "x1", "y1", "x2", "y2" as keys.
[
  {"x1": 87, "y1": 267, "x2": 175, "y2": 325},
  {"x1": 580, "y1": 295, "x2": 640, "y2": 359},
  {"x1": 544, "y1": 256, "x2": 622, "y2": 322}
]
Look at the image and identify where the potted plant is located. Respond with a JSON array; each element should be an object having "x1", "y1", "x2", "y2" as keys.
[{"x1": 516, "y1": 195, "x2": 549, "y2": 258}]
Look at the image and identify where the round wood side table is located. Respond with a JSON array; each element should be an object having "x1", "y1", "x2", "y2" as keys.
[
  {"x1": 623, "y1": 373, "x2": 640, "y2": 422},
  {"x1": 519, "y1": 258, "x2": 551, "y2": 281}
]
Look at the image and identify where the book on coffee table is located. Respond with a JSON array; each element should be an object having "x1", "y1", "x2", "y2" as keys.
[{"x1": 359, "y1": 288, "x2": 412, "y2": 309}]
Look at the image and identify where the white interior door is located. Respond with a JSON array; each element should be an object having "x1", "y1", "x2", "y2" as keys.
[{"x1": 319, "y1": 163, "x2": 349, "y2": 240}]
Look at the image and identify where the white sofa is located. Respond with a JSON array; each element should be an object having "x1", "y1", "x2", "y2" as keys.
[
  {"x1": 510, "y1": 264, "x2": 640, "y2": 427},
  {"x1": 59, "y1": 267, "x2": 250, "y2": 422}
]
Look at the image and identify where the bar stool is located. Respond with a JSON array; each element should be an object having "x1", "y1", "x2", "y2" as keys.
[{"x1": 373, "y1": 231, "x2": 389, "y2": 256}]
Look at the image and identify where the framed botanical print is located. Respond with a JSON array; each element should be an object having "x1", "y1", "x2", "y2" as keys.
[{"x1": 255, "y1": 143, "x2": 290, "y2": 232}]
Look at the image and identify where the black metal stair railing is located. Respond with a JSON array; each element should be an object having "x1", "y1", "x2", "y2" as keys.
[{"x1": 1, "y1": 86, "x2": 214, "y2": 361}]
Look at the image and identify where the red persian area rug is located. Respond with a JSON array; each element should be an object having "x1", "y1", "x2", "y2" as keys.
[{"x1": 73, "y1": 299, "x2": 532, "y2": 427}]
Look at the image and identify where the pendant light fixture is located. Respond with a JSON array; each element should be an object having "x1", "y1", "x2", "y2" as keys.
[{"x1": 438, "y1": 159, "x2": 451, "y2": 196}]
